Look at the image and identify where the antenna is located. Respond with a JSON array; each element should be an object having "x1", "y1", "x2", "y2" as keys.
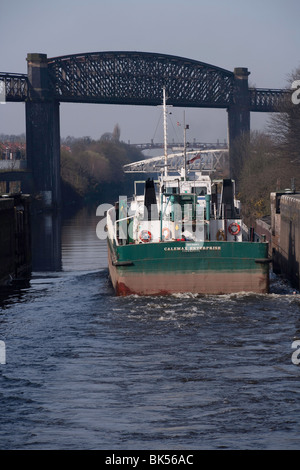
[
  {"x1": 183, "y1": 111, "x2": 189, "y2": 180},
  {"x1": 163, "y1": 87, "x2": 168, "y2": 177}
]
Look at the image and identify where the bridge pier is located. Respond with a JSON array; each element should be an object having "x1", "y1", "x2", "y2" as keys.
[
  {"x1": 227, "y1": 67, "x2": 250, "y2": 180},
  {"x1": 25, "y1": 53, "x2": 61, "y2": 208}
]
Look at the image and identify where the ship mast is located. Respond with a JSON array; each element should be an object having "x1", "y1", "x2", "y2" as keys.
[
  {"x1": 182, "y1": 111, "x2": 190, "y2": 180},
  {"x1": 163, "y1": 87, "x2": 168, "y2": 178},
  {"x1": 183, "y1": 110, "x2": 187, "y2": 180}
]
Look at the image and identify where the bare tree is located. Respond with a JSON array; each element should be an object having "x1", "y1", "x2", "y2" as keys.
[
  {"x1": 112, "y1": 123, "x2": 121, "y2": 142},
  {"x1": 267, "y1": 66, "x2": 300, "y2": 168}
]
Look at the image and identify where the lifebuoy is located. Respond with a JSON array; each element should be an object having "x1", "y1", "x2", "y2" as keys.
[
  {"x1": 139, "y1": 230, "x2": 152, "y2": 243},
  {"x1": 228, "y1": 222, "x2": 241, "y2": 236},
  {"x1": 216, "y1": 229, "x2": 225, "y2": 241},
  {"x1": 162, "y1": 227, "x2": 171, "y2": 240}
]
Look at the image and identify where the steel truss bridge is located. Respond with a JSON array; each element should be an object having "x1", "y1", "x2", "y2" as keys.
[
  {"x1": 0, "y1": 51, "x2": 292, "y2": 206},
  {"x1": 1, "y1": 52, "x2": 290, "y2": 111}
]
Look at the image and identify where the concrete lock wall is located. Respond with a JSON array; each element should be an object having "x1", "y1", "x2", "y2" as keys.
[
  {"x1": 0, "y1": 195, "x2": 31, "y2": 285},
  {"x1": 271, "y1": 192, "x2": 300, "y2": 290},
  {"x1": 0, "y1": 198, "x2": 15, "y2": 284},
  {"x1": 279, "y1": 195, "x2": 300, "y2": 290}
]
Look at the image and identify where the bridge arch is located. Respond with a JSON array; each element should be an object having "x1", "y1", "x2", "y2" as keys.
[{"x1": 47, "y1": 51, "x2": 235, "y2": 108}]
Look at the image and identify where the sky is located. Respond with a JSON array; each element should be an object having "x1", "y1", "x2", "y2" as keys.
[{"x1": 1, "y1": 0, "x2": 300, "y2": 145}]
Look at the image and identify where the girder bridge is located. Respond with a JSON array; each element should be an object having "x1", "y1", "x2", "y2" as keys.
[{"x1": 0, "y1": 51, "x2": 291, "y2": 207}]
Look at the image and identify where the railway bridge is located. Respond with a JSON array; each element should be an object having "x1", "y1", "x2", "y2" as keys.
[{"x1": 0, "y1": 51, "x2": 291, "y2": 207}]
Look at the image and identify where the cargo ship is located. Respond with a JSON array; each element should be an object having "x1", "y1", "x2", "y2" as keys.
[{"x1": 106, "y1": 89, "x2": 270, "y2": 296}]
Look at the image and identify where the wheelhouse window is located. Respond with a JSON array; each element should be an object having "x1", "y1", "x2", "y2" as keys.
[
  {"x1": 192, "y1": 186, "x2": 207, "y2": 196},
  {"x1": 165, "y1": 186, "x2": 179, "y2": 195}
]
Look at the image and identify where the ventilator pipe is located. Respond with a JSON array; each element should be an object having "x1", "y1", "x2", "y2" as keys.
[
  {"x1": 205, "y1": 194, "x2": 211, "y2": 221},
  {"x1": 205, "y1": 194, "x2": 211, "y2": 240}
]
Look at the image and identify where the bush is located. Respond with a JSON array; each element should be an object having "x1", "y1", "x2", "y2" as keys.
[{"x1": 60, "y1": 135, "x2": 143, "y2": 204}]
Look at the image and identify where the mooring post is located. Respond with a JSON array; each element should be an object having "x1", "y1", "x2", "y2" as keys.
[
  {"x1": 25, "y1": 53, "x2": 61, "y2": 208},
  {"x1": 227, "y1": 67, "x2": 250, "y2": 181}
]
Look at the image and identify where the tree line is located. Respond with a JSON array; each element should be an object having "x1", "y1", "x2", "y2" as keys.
[
  {"x1": 0, "y1": 126, "x2": 143, "y2": 205},
  {"x1": 60, "y1": 125, "x2": 143, "y2": 205}
]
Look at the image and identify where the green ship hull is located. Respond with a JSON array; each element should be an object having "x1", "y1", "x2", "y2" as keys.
[{"x1": 107, "y1": 238, "x2": 270, "y2": 296}]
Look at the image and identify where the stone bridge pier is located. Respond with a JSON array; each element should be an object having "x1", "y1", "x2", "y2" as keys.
[
  {"x1": 25, "y1": 53, "x2": 61, "y2": 208},
  {"x1": 227, "y1": 67, "x2": 251, "y2": 180}
]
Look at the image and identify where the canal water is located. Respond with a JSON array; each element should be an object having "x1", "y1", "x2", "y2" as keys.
[{"x1": 0, "y1": 206, "x2": 300, "y2": 450}]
